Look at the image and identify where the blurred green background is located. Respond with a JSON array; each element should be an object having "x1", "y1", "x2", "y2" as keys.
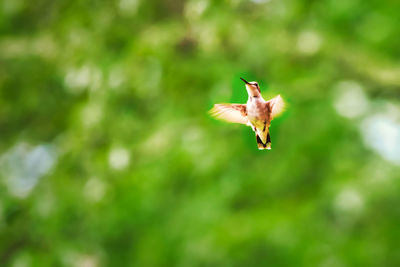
[{"x1": 1, "y1": 0, "x2": 400, "y2": 266}]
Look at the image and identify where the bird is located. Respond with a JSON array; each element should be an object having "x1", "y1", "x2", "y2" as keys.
[{"x1": 210, "y1": 77, "x2": 285, "y2": 150}]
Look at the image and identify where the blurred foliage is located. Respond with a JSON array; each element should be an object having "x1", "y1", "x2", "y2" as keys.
[{"x1": 1, "y1": 0, "x2": 400, "y2": 266}]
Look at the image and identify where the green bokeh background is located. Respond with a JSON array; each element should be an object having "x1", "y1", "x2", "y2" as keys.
[{"x1": 1, "y1": 0, "x2": 400, "y2": 266}]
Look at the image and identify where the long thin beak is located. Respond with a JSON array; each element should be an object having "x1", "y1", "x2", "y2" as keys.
[{"x1": 240, "y1": 77, "x2": 249, "y2": 84}]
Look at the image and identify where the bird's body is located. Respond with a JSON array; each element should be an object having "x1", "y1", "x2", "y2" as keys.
[
  {"x1": 247, "y1": 95, "x2": 271, "y2": 147},
  {"x1": 210, "y1": 78, "x2": 284, "y2": 150}
]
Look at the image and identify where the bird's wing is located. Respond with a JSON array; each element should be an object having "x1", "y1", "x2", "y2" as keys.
[
  {"x1": 268, "y1": 95, "x2": 285, "y2": 119},
  {"x1": 209, "y1": 104, "x2": 248, "y2": 125}
]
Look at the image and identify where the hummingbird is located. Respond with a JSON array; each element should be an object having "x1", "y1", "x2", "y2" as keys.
[{"x1": 210, "y1": 77, "x2": 285, "y2": 150}]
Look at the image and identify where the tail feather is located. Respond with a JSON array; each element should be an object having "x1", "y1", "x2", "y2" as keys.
[{"x1": 256, "y1": 133, "x2": 271, "y2": 150}]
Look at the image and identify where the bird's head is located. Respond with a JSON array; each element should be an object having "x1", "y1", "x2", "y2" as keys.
[{"x1": 240, "y1": 77, "x2": 261, "y2": 97}]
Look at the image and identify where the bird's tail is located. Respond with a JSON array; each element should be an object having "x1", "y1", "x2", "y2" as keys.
[{"x1": 256, "y1": 132, "x2": 271, "y2": 150}]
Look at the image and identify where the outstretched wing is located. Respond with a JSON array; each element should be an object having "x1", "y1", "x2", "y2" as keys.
[
  {"x1": 267, "y1": 95, "x2": 285, "y2": 119},
  {"x1": 209, "y1": 104, "x2": 248, "y2": 125}
]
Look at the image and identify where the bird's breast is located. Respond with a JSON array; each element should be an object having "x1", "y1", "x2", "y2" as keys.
[{"x1": 247, "y1": 99, "x2": 268, "y2": 127}]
